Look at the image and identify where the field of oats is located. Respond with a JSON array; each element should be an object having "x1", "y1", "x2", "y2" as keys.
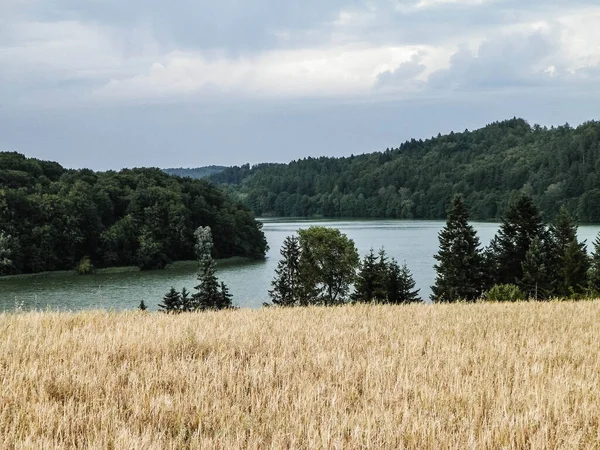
[{"x1": 1, "y1": 302, "x2": 599, "y2": 449}]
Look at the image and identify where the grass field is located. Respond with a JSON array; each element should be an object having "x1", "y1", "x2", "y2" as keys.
[{"x1": 1, "y1": 301, "x2": 599, "y2": 449}]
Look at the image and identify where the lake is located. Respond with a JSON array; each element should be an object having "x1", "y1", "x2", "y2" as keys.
[{"x1": 2, "y1": 219, "x2": 600, "y2": 312}]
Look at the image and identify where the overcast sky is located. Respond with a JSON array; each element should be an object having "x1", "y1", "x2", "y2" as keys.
[{"x1": 1, "y1": 0, "x2": 599, "y2": 170}]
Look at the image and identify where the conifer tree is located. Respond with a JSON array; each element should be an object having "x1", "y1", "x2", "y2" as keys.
[
  {"x1": 138, "y1": 299, "x2": 148, "y2": 311},
  {"x1": 549, "y1": 208, "x2": 589, "y2": 297},
  {"x1": 432, "y1": 196, "x2": 484, "y2": 302},
  {"x1": 180, "y1": 287, "x2": 192, "y2": 312},
  {"x1": 489, "y1": 195, "x2": 544, "y2": 286},
  {"x1": 218, "y1": 282, "x2": 233, "y2": 309},
  {"x1": 268, "y1": 236, "x2": 302, "y2": 306},
  {"x1": 521, "y1": 237, "x2": 550, "y2": 300},
  {"x1": 192, "y1": 226, "x2": 232, "y2": 310},
  {"x1": 352, "y1": 248, "x2": 381, "y2": 303},
  {"x1": 387, "y1": 259, "x2": 421, "y2": 304},
  {"x1": 159, "y1": 287, "x2": 181, "y2": 313},
  {"x1": 375, "y1": 248, "x2": 390, "y2": 301}
]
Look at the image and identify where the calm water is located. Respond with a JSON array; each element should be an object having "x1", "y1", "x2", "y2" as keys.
[{"x1": 2, "y1": 219, "x2": 600, "y2": 312}]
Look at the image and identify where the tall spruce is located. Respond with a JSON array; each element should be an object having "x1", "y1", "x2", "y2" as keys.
[
  {"x1": 432, "y1": 196, "x2": 484, "y2": 302},
  {"x1": 387, "y1": 259, "x2": 421, "y2": 304},
  {"x1": 268, "y1": 236, "x2": 303, "y2": 306},
  {"x1": 489, "y1": 195, "x2": 544, "y2": 286},
  {"x1": 192, "y1": 226, "x2": 231, "y2": 310},
  {"x1": 217, "y1": 282, "x2": 233, "y2": 309},
  {"x1": 159, "y1": 287, "x2": 182, "y2": 313},
  {"x1": 521, "y1": 237, "x2": 550, "y2": 300},
  {"x1": 549, "y1": 208, "x2": 589, "y2": 297},
  {"x1": 180, "y1": 287, "x2": 192, "y2": 312},
  {"x1": 353, "y1": 248, "x2": 386, "y2": 303}
]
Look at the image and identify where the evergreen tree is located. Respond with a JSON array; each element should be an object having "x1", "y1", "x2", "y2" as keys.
[
  {"x1": 192, "y1": 226, "x2": 232, "y2": 310},
  {"x1": 489, "y1": 195, "x2": 544, "y2": 286},
  {"x1": 352, "y1": 248, "x2": 381, "y2": 303},
  {"x1": 180, "y1": 287, "x2": 192, "y2": 312},
  {"x1": 387, "y1": 259, "x2": 421, "y2": 304},
  {"x1": 521, "y1": 237, "x2": 550, "y2": 300},
  {"x1": 218, "y1": 282, "x2": 234, "y2": 309},
  {"x1": 159, "y1": 287, "x2": 181, "y2": 313},
  {"x1": 138, "y1": 299, "x2": 148, "y2": 311},
  {"x1": 268, "y1": 236, "x2": 302, "y2": 306},
  {"x1": 549, "y1": 208, "x2": 589, "y2": 297},
  {"x1": 375, "y1": 248, "x2": 390, "y2": 301},
  {"x1": 432, "y1": 196, "x2": 484, "y2": 302}
]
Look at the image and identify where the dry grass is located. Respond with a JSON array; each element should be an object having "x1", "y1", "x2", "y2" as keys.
[{"x1": 1, "y1": 302, "x2": 600, "y2": 449}]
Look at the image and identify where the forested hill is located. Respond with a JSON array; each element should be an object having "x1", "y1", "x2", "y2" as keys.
[
  {"x1": 209, "y1": 118, "x2": 600, "y2": 222},
  {"x1": 0, "y1": 152, "x2": 267, "y2": 276},
  {"x1": 163, "y1": 166, "x2": 226, "y2": 179}
]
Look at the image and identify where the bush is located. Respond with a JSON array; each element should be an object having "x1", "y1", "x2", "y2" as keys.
[
  {"x1": 76, "y1": 256, "x2": 95, "y2": 275},
  {"x1": 485, "y1": 284, "x2": 525, "y2": 302}
]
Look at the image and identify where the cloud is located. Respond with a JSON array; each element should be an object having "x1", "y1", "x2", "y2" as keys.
[{"x1": 375, "y1": 53, "x2": 427, "y2": 90}]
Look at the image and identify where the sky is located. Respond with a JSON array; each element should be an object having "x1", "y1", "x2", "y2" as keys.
[{"x1": 1, "y1": 0, "x2": 600, "y2": 170}]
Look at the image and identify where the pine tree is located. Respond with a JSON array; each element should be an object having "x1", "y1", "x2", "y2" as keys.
[
  {"x1": 549, "y1": 208, "x2": 589, "y2": 297},
  {"x1": 180, "y1": 287, "x2": 192, "y2": 312},
  {"x1": 432, "y1": 196, "x2": 484, "y2": 302},
  {"x1": 138, "y1": 299, "x2": 148, "y2": 311},
  {"x1": 192, "y1": 226, "x2": 231, "y2": 310},
  {"x1": 352, "y1": 248, "x2": 380, "y2": 303},
  {"x1": 387, "y1": 259, "x2": 421, "y2": 304},
  {"x1": 159, "y1": 287, "x2": 181, "y2": 313},
  {"x1": 268, "y1": 236, "x2": 302, "y2": 306},
  {"x1": 521, "y1": 237, "x2": 550, "y2": 300},
  {"x1": 217, "y1": 282, "x2": 233, "y2": 309},
  {"x1": 489, "y1": 195, "x2": 544, "y2": 286},
  {"x1": 374, "y1": 248, "x2": 390, "y2": 302}
]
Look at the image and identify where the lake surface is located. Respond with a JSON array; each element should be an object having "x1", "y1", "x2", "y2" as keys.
[{"x1": 2, "y1": 219, "x2": 600, "y2": 312}]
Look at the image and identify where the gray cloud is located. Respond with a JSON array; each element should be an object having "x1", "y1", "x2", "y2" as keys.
[{"x1": 2, "y1": 0, "x2": 600, "y2": 168}]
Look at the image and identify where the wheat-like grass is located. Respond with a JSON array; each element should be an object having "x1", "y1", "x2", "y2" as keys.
[{"x1": 1, "y1": 301, "x2": 599, "y2": 449}]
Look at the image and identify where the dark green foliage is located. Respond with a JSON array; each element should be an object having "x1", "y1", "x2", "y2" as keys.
[
  {"x1": 521, "y1": 237, "x2": 551, "y2": 300},
  {"x1": 159, "y1": 287, "x2": 182, "y2": 313},
  {"x1": 489, "y1": 195, "x2": 545, "y2": 286},
  {"x1": 549, "y1": 208, "x2": 589, "y2": 297},
  {"x1": 297, "y1": 227, "x2": 360, "y2": 306},
  {"x1": 218, "y1": 282, "x2": 233, "y2": 310},
  {"x1": 138, "y1": 300, "x2": 148, "y2": 311},
  {"x1": 432, "y1": 196, "x2": 485, "y2": 303},
  {"x1": 180, "y1": 288, "x2": 192, "y2": 312},
  {"x1": 387, "y1": 260, "x2": 421, "y2": 304},
  {"x1": 352, "y1": 248, "x2": 386, "y2": 303},
  {"x1": 192, "y1": 226, "x2": 233, "y2": 310},
  {"x1": 484, "y1": 284, "x2": 525, "y2": 302},
  {"x1": 207, "y1": 119, "x2": 600, "y2": 222},
  {"x1": 0, "y1": 152, "x2": 267, "y2": 276},
  {"x1": 269, "y1": 236, "x2": 302, "y2": 306}
]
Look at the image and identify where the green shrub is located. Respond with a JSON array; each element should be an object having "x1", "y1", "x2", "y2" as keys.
[
  {"x1": 485, "y1": 284, "x2": 525, "y2": 302},
  {"x1": 76, "y1": 256, "x2": 95, "y2": 275}
]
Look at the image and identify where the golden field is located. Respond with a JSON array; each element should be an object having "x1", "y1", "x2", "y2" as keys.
[{"x1": 1, "y1": 302, "x2": 600, "y2": 449}]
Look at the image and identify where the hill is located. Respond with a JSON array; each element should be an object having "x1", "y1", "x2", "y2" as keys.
[
  {"x1": 209, "y1": 118, "x2": 600, "y2": 221},
  {"x1": 0, "y1": 153, "x2": 267, "y2": 276},
  {"x1": 163, "y1": 166, "x2": 227, "y2": 179},
  {"x1": 1, "y1": 302, "x2": 599, "y2": 448}
]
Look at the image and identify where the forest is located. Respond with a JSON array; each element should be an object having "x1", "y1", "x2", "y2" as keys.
[
  {"x1": 209, "y1": 118, "x2": 600, "y2": 222},
  {"x1": 0, "y1": 152, "x2": 267, "y2": 276}
]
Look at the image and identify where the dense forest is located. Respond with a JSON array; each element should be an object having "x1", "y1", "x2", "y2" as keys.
[
  {"x1": 0, "y1": 152, "x2": 267, "y2": 276},
  {"x1": 209, "y1": 118, "x2": 600, "y2": 222},
  {"x1": 163, "y1": 166, "x2": 226, "y2": 179}
]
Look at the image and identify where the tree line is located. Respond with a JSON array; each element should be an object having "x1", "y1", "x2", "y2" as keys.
[
  {"x1": 162, "y1": 193, "x2": 600, "y2": 312},
  {"x1": 0, "y1": 152, "x2": 267, "y2": 276},
  {"x1": 431, "y1": 194, "x2": 599, "y2": 302},
  {"x1": 207, "y1": 118, "x2": 600, "y2": 222}
]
